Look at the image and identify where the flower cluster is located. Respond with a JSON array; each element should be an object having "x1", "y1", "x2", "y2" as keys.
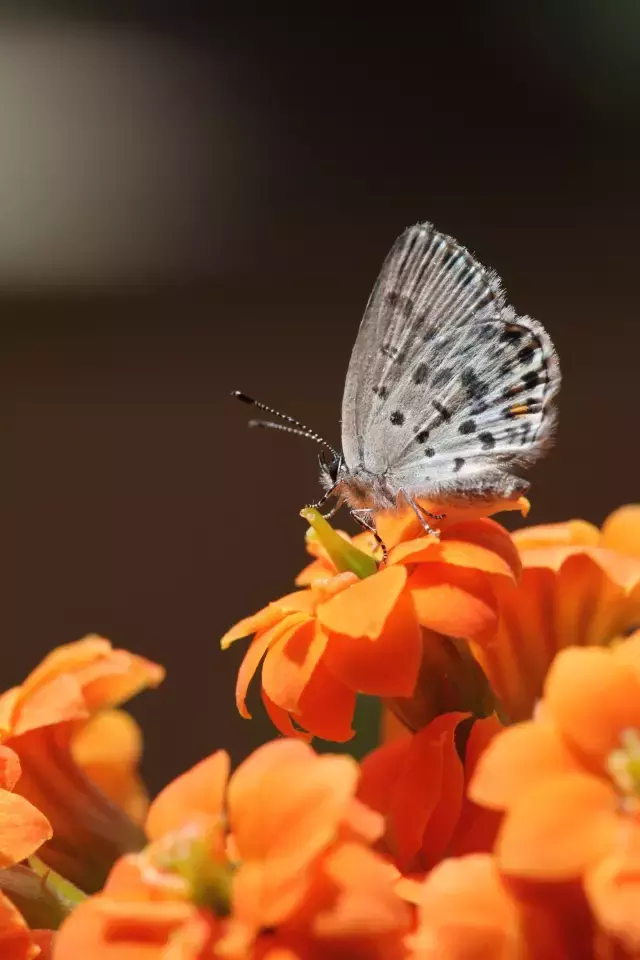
[{"x1": 0, "y1": 499, "x2": 638, "y2": 958}]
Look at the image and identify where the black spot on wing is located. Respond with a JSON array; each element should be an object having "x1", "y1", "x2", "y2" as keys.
[
  {"x1": 461, "y1": 368, "x2": 489, "y2": 400},
  {"x1": 432, "y1": 401, "x2": 451, "y2": 421},
  {"x1": 413, "y1": 363, "x2": 428, "y2": 385},
  {"x1": 518, "y1": 345, "x2": 535, "y2": 363},
  {"x1": 479, "y1": 432, "x2": 496, "y2": 450},
  {"x1": 390, "y1": 411, "x2": 405, "y2": 426},
  {"x1": 453, "y1": 457, "x2": 465, "y2": 472},
  {"x1": 458, "y1": 419, "x2": 476, "y2": 435},
  {"x1": 414, "y1": 429, "x2": 430, "y2": 443},
  {"x1": 425, "y1": 447, "x2": 436, "y2": 457},
  {"x1": 501, "y1": 325, "x2": 524, "y2": 343},
  {"x1": 522, "y1": 371, "x2": 542, "y2": 389},
  {"x1": 431, "y1": 367, "x2": 453, "y2": 388}
]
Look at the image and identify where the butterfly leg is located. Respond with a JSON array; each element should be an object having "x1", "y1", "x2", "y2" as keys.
[
  {"x1": 350, "y1": 509, "x2": 388, "y2": 566},
  {"x1": 402, "y1": 492, "x2": 443, "y2": 539},
  {"x1": 309, "y1": 487, "x2": 337, "y2": 512},
  {"x1": 321, "y1": 495, "x2": 344, "y2": 520}
]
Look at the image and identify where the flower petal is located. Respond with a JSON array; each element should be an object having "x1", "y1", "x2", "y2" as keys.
[
  {"x1": 448, "y1": 717, "x2": 503, "y2": 857},
  {"x1": 295, "y1": 661, "x2": 356, "y2": 742},
  {"x1": 261, "y1": 690, "x2": 309, "y2": 740},
  {"x1": 146, "y1": 751, "x2": 230, "y2": 842},
  {"x1": 390, "y1": 526, "x2": 518, "y2": 584},
  {"x1": 321, "y1": 581, "x2": 422, "y2": 697},
  {"x1": 377, "y1": 498, "x2": 529, "y2": 550},
  {"x1": 544, "y1": 646, "x2": 640, "y2": 760},
  {"x1": 600, "y1": 504, "x2": 640, "y2": 560},
  {"x1": 261, "y1": 621, "x2": 356, "y2": 741},
  {"x1": 228, "y1": 740, "x2": 358, "y2": 866},
  {"x1": 469, "y1": 721, "x2": 579, "y2": 810},
  {"x1": 317, "y1": 566, "x2": 408, "y2": 640},
  {"x1": 315, "y1": 843, "x2": 411, "y2": 938},
  {"x1": 407, "y1": 854, "x2": 521, "y2": 959},
  {"x1": 0, "y1": 747, "x2": 21, "y2": 793},
  {"x1": 221, "y1": 607, "x2": 288, "y2": 650},
  {"x1": 396, "y1": 713, "x2": 467, "y2": 870},
  {"x1": 262, "y1": 621, "x2": 325, "y2": 714},
  {"x1": 585, "y1": 825, "x2": 640, "y2": 950},
  {"x1": 513, "y1": 520, "x2": 600, "y2": 551},
  {"x1": 407, "y1": 565, "x2": 499, "y2": 643},
  {"x1": 236, "y1": 614, "x2": 311, "y2": 719},
  {"x1": 72, "y1": 710, "x2": 148, "y2": 825},
  {"x1": 0, "y1": 890, "x2": 42, "y2": 960},
  {"x1": 496, "y1": 773, "x2": 618, "y2": 879},
  {"x1": 0, "y1": 790, "x2": 52, "y2": 866}
]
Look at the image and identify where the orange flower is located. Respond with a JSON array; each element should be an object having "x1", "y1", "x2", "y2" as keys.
[
  {"x1": 71, "y1": 710, "x2": 148, "y2": 826},
  {"x1": 222, "y1": 505, "x2": 522, "y2": 741},
  {"x1": 54, "y1": 739, "x2": 412, "y2": 960},
  {"x1": 404, "y1": 854, "x2": 526, "y2": 960},
  {"x1": 359, "y1": 713, "x2": 502, "y2": 876},
  {"x1": 0, "y1": 637, "x2": 164, "y2": 893},
  {"x1": 0, "y1": 894, "x2": 52, "y2": 960},
  {"x1": 471, "y1": 507, "x2": 640, "y2": 722},
  {"x1": 403, "y1": 853, "x2": 609, "y2": 960},
  {"x1": 470, "y1": 630, "x2": 640, "y2": 953},
  {"x1": 0, "y1": 745, "x2": 55, "y2": 959}
]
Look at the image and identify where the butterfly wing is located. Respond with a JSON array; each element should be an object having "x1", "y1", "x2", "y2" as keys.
[{"x1": 341, "y1": 222, "x2": 560, "y2": 499}]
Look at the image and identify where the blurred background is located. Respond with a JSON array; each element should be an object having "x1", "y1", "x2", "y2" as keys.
[{"x1": 0, "y1": 3, "x2": 637, "y2": 791}]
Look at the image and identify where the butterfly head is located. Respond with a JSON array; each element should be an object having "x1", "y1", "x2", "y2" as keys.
[{"x1": 318, "y1": 449, "x2": 346, "y2": 493}]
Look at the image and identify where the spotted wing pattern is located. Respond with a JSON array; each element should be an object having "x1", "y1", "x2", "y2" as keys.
[{"x1": 340, "y1": 222, "x2": 560, "y2": 499}]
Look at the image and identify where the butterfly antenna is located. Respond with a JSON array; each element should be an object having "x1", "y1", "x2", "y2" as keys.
[{"x1": 231, "y1": 391, "x2": 339, "y2": 458}]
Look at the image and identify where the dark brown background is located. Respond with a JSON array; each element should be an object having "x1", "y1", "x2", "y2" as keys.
[{"x1": 1, "y1": 5, "x2": 638, "y2": 792}]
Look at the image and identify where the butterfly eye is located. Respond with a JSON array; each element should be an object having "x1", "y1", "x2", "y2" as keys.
[{"x1": 319, "y1": 451, "x2": 341, "y2": 485}]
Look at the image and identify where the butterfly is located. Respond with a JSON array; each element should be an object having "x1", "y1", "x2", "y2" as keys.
[{"x1": 234, "y1": 222, "x2": 561, "y2": 561}]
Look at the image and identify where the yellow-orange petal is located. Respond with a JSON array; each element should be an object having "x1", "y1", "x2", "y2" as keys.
[
  {"x1": 294, "y1": 558, "x2": 332, "y2": 586},
  {"x1": 406, "y1": 854, "x2": 521, "y2": 960},
  {"x1": 9, "y1": 639, "x2": 164, "y2": 737},
  {"x1": 227, "y1": 739, "x2": 358, "y2": 868},
  {"x1": 235, "y1": 613, "x2": 311, "y2": 719},
  {"x1": 600, "y1": 505, "x2": 640, "y2": 560},
  {"x1": 55, "y1": 896, "x2": 193, "y2": 960},
  {"x1": 72, "y1": 710, "x2": 148, "y2": 825},
  {"x1": 261, "y1": 620, "x2": 325, "y2": 715},
  {"x1": 544, "y1": 646, "x2": 640, "y2": 760},
  {"x1": 315, "y1": 843, "x2": 412, "y2": 938},
  {"x1": 220, "y1": 606, "x2": 287, "y2": 650},
  {"x1": 377, "y1": 497, "x2": 529, "y2": 552},
  {"x1": 407, "y1": 565, "x2": 499, "y2": 643},
  {"x1": 317, "y1": 566, "x2": 407, "y2": 640},
  {"x1": 0, "y1": 747, "x2": 21, "y2": 793},
  {"x1": 496, "y1": 773, "x2": 618, "y2": 879},
  {"x1": 321, "y1": 583, "x2": 422, "y2": 697},
  {"x1": 146, "y1": 751, "x2": 230, "y2": 842},
  {"x1": 261, "y1": 620, "x2": 356, "y2": 741},
  {"x1": 469, "y1": 721, "x2": 580, "y2": 811},
  {"x1": 21, "y1": 636, "x2": 114, "y2": 695},
  {"x1": 0, "y1": 790, "x2": 52, "y2": 866},
  {"x1": 512, "y1": 519, "x2": 601, "y2": 551},
  {"x1": 0, "y1": 690, "x2": 20, "y2": 739},
  {"x1": 445, "y1": 519, "x2": 522, "y2": 581},
  {"x1": 390, "y1": 532, "x2": 517, "y2": 584},
  {"x1": 10, "y1": 675, "x2": 88, "y2": 737}
]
